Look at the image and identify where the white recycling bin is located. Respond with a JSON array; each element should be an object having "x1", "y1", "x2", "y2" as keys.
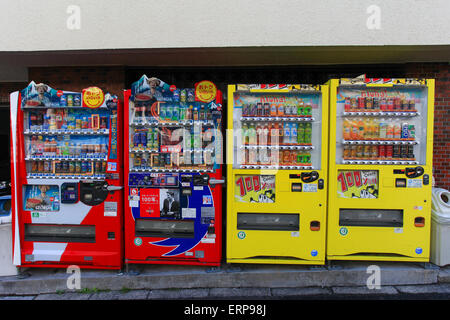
[
  {"x1": 0, "y1": 195, "x2": 17, "y2": 276},
  {"x1": 430, "y1": 188, "x2": 450, "y2": 266}
]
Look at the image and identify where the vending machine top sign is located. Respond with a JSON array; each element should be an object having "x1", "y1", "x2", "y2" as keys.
[{"x1": 21, "y1": 81, "x2": 117, "y2": 110}]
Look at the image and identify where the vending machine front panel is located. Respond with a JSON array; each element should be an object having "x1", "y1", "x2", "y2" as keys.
[
  {"x1": 226, "y1": 84, "x2": 329, "y2": 265},
  {"x1": 10, "y1": 82, "x2": 123, "y2": 269},
  {"x1": 326, "y1": 77, "x2": 434, "y2": 262},
  {"x1": 123, "y1": 76, "x2": 223, "y2": 266}
]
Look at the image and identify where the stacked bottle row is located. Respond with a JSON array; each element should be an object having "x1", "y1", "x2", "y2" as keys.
[
  {"x1": 28, "y1": 135, "x2": 109, "y2": 159},
  {"x1": 344, "y1": 96, "x2": 417, "y2": 112},
  {"x1": 242, "y1": 122, "x2": 312, "y2": 146},
  {"x1": 342, "y1": 118, "x2": 416, "y2": 141},
  {"x1": 343, "y1": 144, "x2": 415, "y2": 161},
  {"x1": 242, "y1": 100, "x2": 313, "y2": 118},
  {"x1": 28, "y1": 109, "x2": 109, "y2": 131},
  {"x1": 133, "y1": 101, "x2": 214, "y2": 124},
  {"x1": 242, "y1": 149, "x2": 312, "y2": 166},
  {"x1": 131, "y1": 152, "x2": 213, "y2": 171},
  {"x1": 29, "y1": 160, "x2": 107, "y2": 176}
]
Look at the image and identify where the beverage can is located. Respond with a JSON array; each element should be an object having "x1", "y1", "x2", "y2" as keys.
[
  {"x1": 180, "y1": 89, "x2": 187, "y2": 102},
  {"x1": 358, "y1": 97, "x2": 365, "y2": 109},
  {"x1": 386, "y1": 145, "x2": 393, "y2": 158},
  {"x1": 371, "y1": 145, "x2": 378, "y2": 158},
  {"x1": 408, "y1": 124, "x2": 415, "y2": 139},
  {"x1": 379, "y1": 145, "x2": 386, "y2": 158},
  {"x1": 365, "y1": 97, "x2": 373, "y2": 110},
  {"x1": 380, "y1": 98, "x2": 387, "y2": 111},
  {"x1": 67, "y1": 95, "x2": 73, "y2": 107},
  {"x1": 242, "y1": 104, "x2": 249, "y2": 117},
  {"x1": 74, "y1": 95, "x2": 81, "y2": 107},
  {"x1": 173, "y1": 89, "x2": 180, "y2": 102},
  {"x1": 344, "y1": 97, "x2": 351, "y2": 112},
  {"x1": 401, "y1": 123, "x2": 409, "y2": 139},
  {"x1": 343, "y1": 146, "x2": 350, "y2": 159},
  {"x1": 364, "y1": 145, "x2": 371, "y2": 158},
  {"x1": 60, "y1": 95, "x2": 67, "y2": 107},
  {"x1": 401, "y1": 99, "x2": 408, "y2": 110},
  {"x1": 356, "y1": 145, "x2": 363, "y2": 159},
  {"x1": 373, "y1": 98, "x2": 379, "y2": 111},
  {"x1": 264, "y1": 103, "x2": 270, "y2": 116},
  {"x1": 387, "y1": 98, "x2": 394, "y2": 111},
  {"x1": 350, "y1": 98, "x2": 357, "y2": 110},
  {"x1": 401, "y1": 145, "x2": 408, "y2": 159},
  {"x1": 408, "y1": 99, "x2": 415, "y2": 111}
]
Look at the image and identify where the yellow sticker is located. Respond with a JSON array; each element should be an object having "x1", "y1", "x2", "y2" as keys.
[{"x1": 82, "y1": 86, "x2": 104, "y2": 109}]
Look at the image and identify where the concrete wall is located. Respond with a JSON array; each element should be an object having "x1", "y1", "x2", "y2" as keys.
[{"x1": 1, "y1": 0, "x2": 449, "y2": 52}]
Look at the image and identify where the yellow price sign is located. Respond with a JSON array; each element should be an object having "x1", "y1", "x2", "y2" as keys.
[
  {"x1": 195, "y1": 80, "x2": 217, "y2": 103},
  {"x1": 82, "y1": 86, "x2": 105, "y2": 109}
]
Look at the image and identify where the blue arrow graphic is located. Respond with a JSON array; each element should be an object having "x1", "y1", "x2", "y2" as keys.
[{"x1": 150, "y1": 222, "x2": 209, "y2": 256}]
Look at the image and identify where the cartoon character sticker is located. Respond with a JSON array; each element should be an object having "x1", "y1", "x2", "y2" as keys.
[
  {"x1": 337, "y1": 170, "x2": 378, "y2": 199},
  {"x1": 235, "y1": 175, "x2": 276, "y2": 203}
]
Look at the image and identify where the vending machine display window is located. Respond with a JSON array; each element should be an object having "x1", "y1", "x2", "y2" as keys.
[
  {"x1": 336, "y1": 84, "x2": 429, "y2": 165},
  {"x1": 231, "y1": 91, "x2": 322, "y2": 170}
]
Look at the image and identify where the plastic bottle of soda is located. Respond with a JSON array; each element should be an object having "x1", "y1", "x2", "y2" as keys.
[
  {"x1": 291, "y1": 123, "x2": 298, "y2": 145},
  {"x1": 270, "y1": 123, "x2": 277, "y2": 145},
  {"x1": 283, "y1": 123, "x2": 290, "y2": 145},
  {"x1": 304, "y1": 122, "x2": 312, "y2": 144},
  {"x1": 270, "y1": 104, "x2": 277, "y2": 116},
  {"x1": 263, "y1": 123, "x2": 270, "y2": 146},
  {"x1": 297, "y1": 123, "x2": 305, "y2": 144}
]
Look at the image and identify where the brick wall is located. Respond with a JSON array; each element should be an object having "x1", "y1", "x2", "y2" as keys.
[{"x1": 404, "y1": 63, "x2": 450, "y2": 190}]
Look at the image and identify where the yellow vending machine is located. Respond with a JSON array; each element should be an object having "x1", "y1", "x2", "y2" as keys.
[
  {"x1": 226, "y1": 84, "x2": 329, "y2": 265},
  {"x1": 327, "y1": 76, "x2": 435, "y2": 262}
]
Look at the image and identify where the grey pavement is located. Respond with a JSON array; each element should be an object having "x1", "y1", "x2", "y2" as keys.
[{"x1": 0, "y1": 261, "x2": 449, "y2": 300}]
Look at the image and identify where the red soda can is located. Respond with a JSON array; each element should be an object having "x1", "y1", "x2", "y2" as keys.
[
  {"x1": 358, "y1": 97, "x2": 365, "y2": 109},
  {"x1": 387, "y1": 98, "x2": 394, "y2": 111},
  {"x1": 394, "y1": 97, "x2": 401, "y2": 110},
  {"x1": 386, "y1": 145, "x2": 393, "y2": 158},
  {"x1": 380, "y1": 98, "x2": 387, "y2": 111},
  {"x1": 379, "y1": 145, "x2": 386, "y2": 158},
  {"x1": 344, "y1": 97, "x2": 351, "y2": 112}
]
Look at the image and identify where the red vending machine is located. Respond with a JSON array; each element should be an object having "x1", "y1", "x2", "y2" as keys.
[
  {"x1": 124, "y1": 75, "x2": 223, "y2": 266},
  {"x1": 10, "y1": 82, "x2": 123, "y2": 269}
]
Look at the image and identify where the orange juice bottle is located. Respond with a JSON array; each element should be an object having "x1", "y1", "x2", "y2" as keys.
[
  {"x1": 358, "y1": 118, "x2": 365, "y2": 140},
  {"x1": 343, "y1": 118, "x2": 351, "y2": 140},
  {"x1": 350, "y1": 118, "x2": 358, "y2": 140}
]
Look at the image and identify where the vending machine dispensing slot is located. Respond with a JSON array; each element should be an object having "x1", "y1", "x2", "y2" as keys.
[
  {"x1": 237, "y1": 213, "x2": 299, "y2": 231},
  {"x1": 135, "y1": 219, "x2": 195, "y2": 239},
  {"x1": 24, "y1": 224, "x2": 96, "y2": 243},
  {"x1": 339, "y1": 209, "x2": 403, "y2": 227}
]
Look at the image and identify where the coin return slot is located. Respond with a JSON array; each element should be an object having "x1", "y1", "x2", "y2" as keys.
[{"x1": 414, "y1": 217, "x2": 425, "y2": 227}]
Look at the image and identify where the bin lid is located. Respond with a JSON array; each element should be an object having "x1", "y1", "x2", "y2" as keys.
[{"x1": 432, "y1": 188, "x2": 450, "y2": 215}]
